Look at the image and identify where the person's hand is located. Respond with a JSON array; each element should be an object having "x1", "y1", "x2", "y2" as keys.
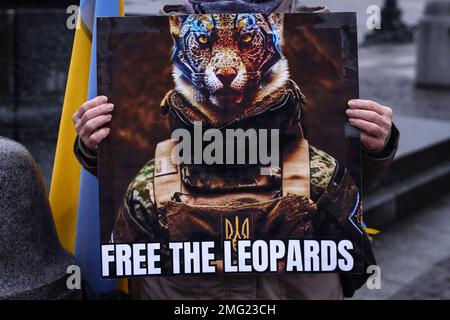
[
  {"x1": 346, "y1": 99, "x2": 393, "y2": 152},
  {"x1": 72, "y1": 96, "x2": 113, "y2": 151}
]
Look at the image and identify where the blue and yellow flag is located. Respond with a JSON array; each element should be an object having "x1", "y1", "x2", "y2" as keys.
[{"x1": 50, "y1": 0, "x2": 125, "y2": 294}]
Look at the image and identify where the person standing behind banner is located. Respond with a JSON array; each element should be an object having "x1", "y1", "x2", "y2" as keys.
[{"x1": 71, "y1": 0, "x2": 399, "y2": 299}]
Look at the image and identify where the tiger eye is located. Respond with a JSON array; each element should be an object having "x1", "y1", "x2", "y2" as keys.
[
  {"x1": 198, "y1": 35, "x2": 209, "y2": 44},
  {"x1": 238, "y1": 20, "x2": 246, "y2": 30},
  {"x1": 241, "y1": 34, "x2": 252, "y2": 43}
]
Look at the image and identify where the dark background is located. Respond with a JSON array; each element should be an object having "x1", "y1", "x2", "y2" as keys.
[
  {"x1": 97, "y1": 13, "x2": 360, "y2": 242},
  {"x1": 0, "y1": 2, "x2": 76, "y2": 186}
]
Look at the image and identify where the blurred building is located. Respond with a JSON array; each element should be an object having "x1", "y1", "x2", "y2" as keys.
[{"x1": 0, "y1": 1, "x2": 74, "y2": 185}]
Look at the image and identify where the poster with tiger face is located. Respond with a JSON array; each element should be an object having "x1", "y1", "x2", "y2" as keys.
[{"x1": 97, "y1": 13, "x2": 370, "y2": 282}]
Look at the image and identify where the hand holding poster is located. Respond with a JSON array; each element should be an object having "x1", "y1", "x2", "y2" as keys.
[{"x1": 97, "y1": 12, "x2": 375, "y2": 299}]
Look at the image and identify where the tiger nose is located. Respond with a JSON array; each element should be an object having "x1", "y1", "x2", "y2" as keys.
[{"x1": 215, "y1": 67, "x2": 237, "y2": 86}]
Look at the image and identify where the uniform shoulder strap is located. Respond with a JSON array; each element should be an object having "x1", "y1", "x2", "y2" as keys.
[
  {"x1": 153, "y1": 139, "x2": 181, "y2": 207},
  {"x1": 282, "y1": 138, "x2": 310, "y2": 198}
]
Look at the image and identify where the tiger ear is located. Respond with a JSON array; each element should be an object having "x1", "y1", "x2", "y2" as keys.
[
  {"x1": 267, "y1": 14, "x2": 284, "y2": 45},
  {"x1": 169, "y1": 15, "x2": 182, "y2": 38}
]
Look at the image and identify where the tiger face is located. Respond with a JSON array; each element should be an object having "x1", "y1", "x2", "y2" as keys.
[{"x1": 169, "y1": 14, "x2": 289, "y2": 123}]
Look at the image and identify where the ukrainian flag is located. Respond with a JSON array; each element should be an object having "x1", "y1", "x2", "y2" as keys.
[{"x1": 50, "y1": 0, "x2": 126, "y2": 295}]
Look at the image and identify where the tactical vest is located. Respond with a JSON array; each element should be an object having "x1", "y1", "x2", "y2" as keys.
[{"x1": 154, "y1": 138, "x2": 312, "y2": 268}]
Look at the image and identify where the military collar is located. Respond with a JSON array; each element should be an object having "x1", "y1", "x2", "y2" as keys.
[{"x1": 160, "y1": 79, "x2": 306, "y2": 130}]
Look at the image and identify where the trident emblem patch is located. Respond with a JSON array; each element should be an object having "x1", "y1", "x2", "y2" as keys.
[{"x1": 224, "y1": 215, "x2": 251, "y2": 251}]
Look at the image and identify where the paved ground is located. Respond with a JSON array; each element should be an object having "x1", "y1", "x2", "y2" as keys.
[
  {"x1": 389, "y1": 115, "x2": 450, "y2": 157},
  {"x1": 359, "y1": 43, "x2": 450, "y2": 158},
  {"x1": 356, "y1": 40, "x2": 450, "y2": 299},
  {"x1": 392, "y1": 256, "x2": 450, "y2": 299},
  {"x1": 353, "y1": 193, "x2": 450, "y2": 300},
  {"x1": 359, "y1": 43, "x2": 450, "y2": 122}
]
